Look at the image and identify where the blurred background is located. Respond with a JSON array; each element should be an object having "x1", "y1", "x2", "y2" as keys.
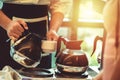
[{"x1": 51, "y1": 0, "x2": 106, "y2": 71}]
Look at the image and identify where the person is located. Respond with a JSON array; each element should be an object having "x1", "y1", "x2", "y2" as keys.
[
  {"x1": 93, "y1": 0, "x2": 120, "y2": 80},
  {"x1": 0, "y1": 0, "x2": 72, "y2": 69}
]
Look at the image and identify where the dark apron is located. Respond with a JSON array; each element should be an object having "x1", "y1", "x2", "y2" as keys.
[{"x1": 0, "y1": 3, "x2": 51, "y2": 69}]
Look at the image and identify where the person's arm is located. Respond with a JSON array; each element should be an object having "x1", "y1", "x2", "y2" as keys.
[
  {"x1": 49, "y1": 12, "x2": 64, "y2": 33},
  {"x1": 47, "y1": 12, "x2": 64, "y2": 40},
  {"x1": 0, "y1": 10, "x2": 12, "y2": 30},
  {"x1": 46, "y1": 0, "x2": 72, "y2": 40},
  {"x1": 0, "y1": 10, "x2": 28, "y2": 41}
]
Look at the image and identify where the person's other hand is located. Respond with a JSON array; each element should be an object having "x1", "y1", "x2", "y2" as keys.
[
  {"x1": 46, "y1": 30, "x2": 59, "y2": 41},
  {"x1": 6, "y1": 19, "x2": 28, "y2": 41}
]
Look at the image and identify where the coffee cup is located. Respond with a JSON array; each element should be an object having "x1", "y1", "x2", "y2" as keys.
[{"x1": 41, "y1": 40, "x2": 57, "y2": 53}]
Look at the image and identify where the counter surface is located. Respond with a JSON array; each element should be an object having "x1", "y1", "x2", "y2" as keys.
[{"x1": 21, "y1": 67, "x2": 98, "y2": 80}]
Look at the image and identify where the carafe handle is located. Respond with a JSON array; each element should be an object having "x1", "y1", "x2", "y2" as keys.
[
  {"x1": 55, "y1": 36, "x2": 66, "y2": 58},
  {"x1": 91, "y1": 36, "x2": 103, "y2": 56}
]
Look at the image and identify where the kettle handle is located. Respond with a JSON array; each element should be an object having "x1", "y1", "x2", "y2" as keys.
[
  {"x1": 91, "y1": 36, "x2": 103, "y2": 56},
  {"x1": 6, "y1": 24, "x2": 30, "y2": 43},
  {"x1": 55, "y1": 36, "x2": 68, "y2": 58},
  {"x1": 20, "y1": 24, "x2": 31, "y2": 35}
]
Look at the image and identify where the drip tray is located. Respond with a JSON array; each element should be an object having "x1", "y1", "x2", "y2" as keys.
[{"x1": 18, "y1": 68, "x2": 53, "y2": 77}]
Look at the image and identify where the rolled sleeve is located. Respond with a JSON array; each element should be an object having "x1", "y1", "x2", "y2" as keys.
[
  {"x1": 0, "y1": 1, "x2": 3, "y2": 9},
  {"x1": 49, "y1": 0, "x2": 73, "y2": 15}
]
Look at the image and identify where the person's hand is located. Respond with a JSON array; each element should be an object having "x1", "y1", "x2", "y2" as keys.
[
  {"x1": 46, "y1": 30, "x2": 59, "y2": 41},
  {"x1": 6, "y1": 19, "x2": 28, "y2": 41}
]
